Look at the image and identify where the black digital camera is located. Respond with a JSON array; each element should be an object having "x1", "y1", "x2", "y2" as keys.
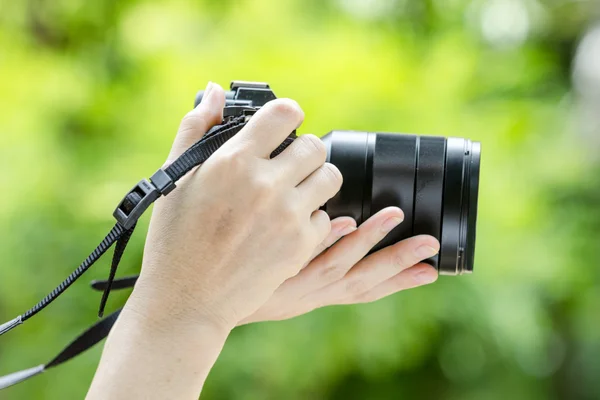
[{"x1": 195, "y1": 81, "x2": 481, "y2": 275}]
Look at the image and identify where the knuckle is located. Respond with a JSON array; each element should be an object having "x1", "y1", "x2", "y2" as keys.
[
  {"x1": 281, "y1": 203, "x2": 295, "y2": 218},
  {"x1": 213, "y1": 149, "x2": 246, "y2": 172},
  {"x1": 270, "y1": 98, "x2": 305, "y2": 123},
  {"x1": 312, "y1": 210, "x2": 331, "y2": 235},
  {"x1": 180, "y1": 110, "x2": 209, "y2": 132},
  {"x1": 299, "y1": 134, "x2": 327, "y2": 160},
  {"x1": 319, "y1": 264, "x2": 346, "y2": 282},
  {"x1": 345, "y1": 279, "x2": 369, "y2": 297},
  {"x1": 273, "y1": 202, "x2": 310, "y2": 230},
  {"x1": 252, "y1": 175, "x2": 276, "y2": 196},
  {"x1": 320, "y1": 163, "x2": 343, "y2": 187},
  {"x1": 391, "y1": 249, "x2": 411, "y2": 269},
  {"x1": 321, "y1": 216, "x2": 333, "y2": 238}
]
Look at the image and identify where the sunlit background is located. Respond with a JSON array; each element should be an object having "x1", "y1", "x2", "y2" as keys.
[{"x1": 1, "y1": 0, "x2": 600, "y2": 399}]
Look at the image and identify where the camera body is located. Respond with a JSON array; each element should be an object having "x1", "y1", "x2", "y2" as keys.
[
  {"x1": 195, "y1": 81, "x2": 276, "y2": 121},
  {"x1": 195, "y1": 82, "x2": 481, "y2": 275}
]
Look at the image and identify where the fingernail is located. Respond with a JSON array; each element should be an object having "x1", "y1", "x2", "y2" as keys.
[
  {"x1": 413, "y1": 269, "x2": 437, "y2": 285},
  {"x1": 381, "y1": 217, "x2": 403, "y2": 233},
  {"x1": 201, "y1": 81, "x2": 215, "y2": 104},
  {"x1": 415, "y1": 245, "x2": 439, "y2": 259},
  {"x1": 337, "y1": 225, "x2": 356, "y2": 236}
]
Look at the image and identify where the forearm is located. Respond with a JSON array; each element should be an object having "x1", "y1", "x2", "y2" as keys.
[{"x1": 87, "y1": 289, "x2": 230, "y2": 400}]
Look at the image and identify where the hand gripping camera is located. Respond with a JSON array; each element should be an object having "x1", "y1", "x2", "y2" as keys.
[{"x1": 196, "y1": 81, "x2": 481, "y2": 275}]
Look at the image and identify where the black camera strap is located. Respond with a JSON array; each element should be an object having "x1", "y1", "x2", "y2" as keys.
[
  {"x1": 0, "y1": 114, "x2": 296, "y2": 389},
  {"x1": 0, "y1": 308, "x2": 122, "y2": 390},
  {"x1": 91, "y1": 275, "x2": 139, "y2": 291}
]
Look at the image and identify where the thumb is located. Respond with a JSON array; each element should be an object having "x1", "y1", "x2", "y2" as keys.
[{"x1": 167, "y1": 81, "x2": 225, "y2": 163}]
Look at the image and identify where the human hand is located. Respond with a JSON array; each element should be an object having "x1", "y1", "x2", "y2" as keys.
[
  {"x1": 127, "y1": 82, "x2": 343, "y2": 331},
  {"x1": 240, "y1": 207, "x2": 439, "y2": 324}
]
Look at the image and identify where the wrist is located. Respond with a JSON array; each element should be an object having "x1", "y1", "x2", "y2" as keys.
[
  {"x1": 89, "y1": 284, "x2": 231, "y2": 399},
  {"x1": 123, "y1": 279, "x2": 235, "y2": 339}
]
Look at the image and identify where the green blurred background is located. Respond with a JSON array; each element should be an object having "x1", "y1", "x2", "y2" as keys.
[{"x1": 1, "y1": 0, "x2": 600, "y2": 398}]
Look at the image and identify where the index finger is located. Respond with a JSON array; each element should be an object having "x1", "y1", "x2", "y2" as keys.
[
  {"x1": 230, "y1": 98, "x2": 304, "y2": 158},
  {"x1": 296, "y1": 207, "x2": 404, "y2": 287}
]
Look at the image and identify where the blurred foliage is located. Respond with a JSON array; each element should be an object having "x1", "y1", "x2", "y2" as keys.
[{"x1": 1, "y1": 0, "x2": 600, "y2": 399}]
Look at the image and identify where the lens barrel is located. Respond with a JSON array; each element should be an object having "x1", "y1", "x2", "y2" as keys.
[{"x1": 322, "y1": 131, "x2": 480, "y2": 275}]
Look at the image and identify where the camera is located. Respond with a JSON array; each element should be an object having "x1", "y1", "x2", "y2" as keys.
[{"x1": 195, "y1": 81, "x2": 481, "y2": 275}]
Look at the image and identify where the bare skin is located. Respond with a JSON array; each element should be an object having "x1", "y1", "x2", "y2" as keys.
[{"x1": 87, "y1": 82, "x2": 439, "y2": 400}]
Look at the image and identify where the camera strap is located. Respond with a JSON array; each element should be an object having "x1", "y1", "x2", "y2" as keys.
[
  {"x1": 0, "y1": 114, "x2": 296, "y2": 389},
  {"x1": 0, "y1": 309, "x2": 122, "y2": 390}
]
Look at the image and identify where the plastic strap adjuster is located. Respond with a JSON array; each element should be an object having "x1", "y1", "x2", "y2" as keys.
[
  {"x1": 113, "y1": 179, "x2": 160, "y2": 229},
  {"x1": 150, "y1": 169, "x2": 176, "y2": 195}
]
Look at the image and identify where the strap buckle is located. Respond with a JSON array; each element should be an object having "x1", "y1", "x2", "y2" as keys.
[
  {"x1": 113, "y1": 179, "x2": 159, "y2": 229},
  {"x1": 113, "y1": 170, "x2": 175, "y2": 229}
]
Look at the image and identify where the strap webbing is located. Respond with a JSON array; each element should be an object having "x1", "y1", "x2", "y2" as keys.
[
  {"x1": 98, "y1": 226, "x2": 136, "y2": 318},
  {"x1": 0, "y1": 309, "x2": 122, "y2": 390},
  {"x1": 91, "y1": 275, "x2": 138, "y2": 291},
  {"x1": 46, "y1": 309, "x2": 122, "y2": 369},
  {"x1": 23, "y1": 224, "x2": 125, "y2": 322}
]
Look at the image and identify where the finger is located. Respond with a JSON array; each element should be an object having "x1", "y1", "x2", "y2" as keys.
[
  {"x1": 240, "y1": 263, "x2": 436, "y2": 326},
  {"x1": 230, "y1": 98, "x2": 304, "y2": 158},
  {"x1": 296, "y1": 163, "x2": 343, "y2": 212},
  {"x1": 312, "y1": 234, "x2": 439, "y2": 303},
  {"x1": 257, "y1": 217, "x2": 355, "y2": 306},
  {"x1": 305, "y1": 217, "x2": 356, "y2": 266},
  {"x1": 310, "y1": 210, "x2": 332, "y2": 247},
  {"x1": 167, "y1": 82, "x2": 225, "y2": 163},
  {"x1": 299, "y1": 207, "x2": 404, "y2": 288},
  {"x1": 271, "y1": 134, "x2": 327, "y2": 185},
  {"x1": 338, "y1": 263, "x2": 438, "y2": 304}
]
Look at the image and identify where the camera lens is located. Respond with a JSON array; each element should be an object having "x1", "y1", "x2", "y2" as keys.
[{"x1": 321, "y1": 131, "x2": 481, "y2": 275}]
